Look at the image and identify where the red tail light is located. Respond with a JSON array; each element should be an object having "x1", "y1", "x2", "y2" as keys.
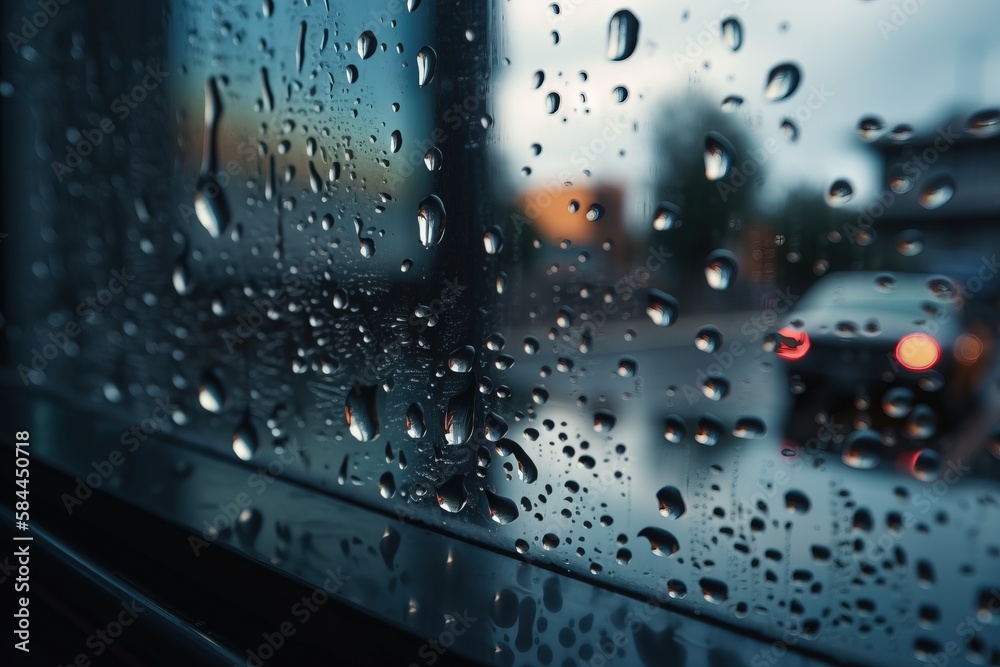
[{"x1": 774, "y1": 327, "x2": 810, "y2": 360}]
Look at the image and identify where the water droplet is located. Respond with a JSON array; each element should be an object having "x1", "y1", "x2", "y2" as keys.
[
  {"x1": 905, "y1": 404, "x2": 936, "y2": 439},
  {"x1": 703, "y1": 133, "x2": 733, "y2": 181},
  {"x1": 857, "y1": 116, "x2": 885, "y2": 141},
  {"x1": 656, "y1": 486, "x2": 686, "y2": 519},
  {"x1": 895, "y1": 229, "x2": 924, "y2": 256},
  {"x1": 705, "y1": 250, "x2": 737, "y2": 290},
  {"x1": 483, "y1": 226, "x2": 504, "y2": 254},
  {"x1": 882, "y1": 387, "x2": 915, "y2": 418},
  {"x1": 417, "y1": 46, "x2": 437, "y2": 86},
  {"x1": 721, "y1": 95, "x2": 743, "y2": 112},
  {"x1": 194, "y1": 80, "x2": 230, "y2": 238},
  {"x1": 695, "y1": 326, "x2": 722, "y2": 353},
  {"x1": 593, "y1": 410, "x2": 617, "y2": 433},
  {"x1": 232, "y1": 411, "x2": 257, "y2": 461},
  {"x1": 646, "y1": 289, "x2": 679, "y2": 326},
  {"x1": 485, "y1": 489, "x2": 519, "y2": 524},
  {"x1": 444, "y1": 382, "x2": 476, "y2": 445},
  {"x1": 721, "y1": 17, "x2": 742, "y2": 51},
  {"x1": 436, "y1": 474, "x2": 468, "y2": 513},
  {"x1": 699, "y1": 577, "x2": 729, "y2": 604},
  {"x1": 695, "y1": 415, "x2": 722, "y2": 446},
  {"x1": 448, "y1": 345, "x2": 476, "y2": 373},
  {"x1": 485, "y1": 412, "x2": 509, "y2": 442},
  {"x1": 827, "y1": 179, "x2": 853, "y2": 207},
  {"x1": 918, "y1": 176, "x2": 954, "y2": 209},
  {"x1": 966, "y1": 109, "x2": 1000, "y2": 138},
  {"x1": 700, "y1": 376, "x2": 729, "y2": 401},
  {"x1": 663, "y1": 415, "x2": 686, "y2": 443},
  {"x1": 733, "y1": 417, "x2": 766, "y2": 439},
  {"x1": 523, "y1": 336, "x2": 541, "y2": 354},
  {"x1": 764, "y1": 63, "x2": 800, "y2": 102},
  {"x1": 531, "y1": 387, "x2": 549, "y2": 405},
  {"x1": 405, "y1": 402, "x2": 426, "y2": 438},
  {"x1": 638, "y1": 527, "x2": 679, "y2": 557},
  {"x1": 613, "y1": 86, "x2": 629, "y2": 103},
  {"x1": 389, "y1": 129, "x2": 402, "y2": 153},
  {"x1": 606, "y1": 9, "x2": 639, "y2": 61},
  {"x1": 379, "y1": 472, "x2": 396, "y2": 498},
  {"x1": 198, "y1": 370, "x2": 225, "y2": 413},
  {"x1": 417, "y1": 194, "x2": 446, "y2": 247},
  {"x1": 546, "y1": 92, "x2": 560, "y2": 114},
  {"x1": 494, "y1": 438, "x2": 538, "y2": 483},
  {"x1": 358, "y1": 30, "x2": 377, "y2": 59},
  {"x1": 780, "y1": 119, "x2": 799, "y2": 141},
  {"x1": 345, "y1": 383, "x2": 380, "y2": 442},
  {"x1": 784, "y1": 489, "x2": 811, "y2": 514},
  {"x1": 172, "y1": 255, "x2": 192, "y2": 295},
  {"x1": 907, "y1": 448, "x2": 941, "y2": 482},
  {"x1": 423, "y1": 146, "x2": 442, "y2": 171},
  {"x1": 842, "y1": 429, "x2": 883, "y2": 469},
  {"x1": 652, "y1": 202, "x2": 681, "y2": 230},
  {"x1": 667, "y1": 579, "x2": 687, "y2": 599},
  {"x1": 616, "y1": 357, "x2": 638, "y2": 378}
]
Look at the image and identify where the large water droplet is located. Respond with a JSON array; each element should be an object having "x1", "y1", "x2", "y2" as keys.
[
  {"x1": 405, "y1": 402, "x2": 426, "y2": 438},
  {"x1": 358, "y1": 30, "x2": 377, "y2": 59},
  {"x1": 703, "y1": 133, "x2": 733, "y2": 181},
  {"x1": 232, "y1": 411, "x2": 257, "y2": 461},
  {"x1": 705, "y1": 250, "x2": 737, "y2": 290},
  {"x1": 695, "y1": 326, "x2": 722, "y2": 353},
  {"x1": 918, "y1": 176, "x2": 954, "y2": 209},
  {"x1": 417, "y1": 46, "x2": 437, "y2": 86},
  {"x1": 842, "y1": 429, "x2": 883, "y2": 469},
  {"x1": 721, "y1": 17, "x2": 742, "y2": 51},
  {"x1": 699, "y1": 578, "x2": 729, "y2": 604},
  {"x1": 882, "y1": 387, "x2": 914, "y2": 418},
  {"x1": 966, "y1": 109, "x2": 1000, "y2": 138},
  {"x1": 485, "y1": 489, "x2": 519, "y2": 524},
  {"x1": 827, "y1": 179, "x2": 853, "y2": 207},
  {"x1": 638, "y1": 527, "x2": 679, "y2": 557},
  {"x1": 656, "y1": 486, "x2": 686, "y2": 519},
  {"x1": 606, "y1": 9, "x2": 639, "y2": 61},
  {"x1": 345, "y1": 383, "x2": 380, "y2": 442},
  {"x1": 646, "y1": 289, "x2": 679, "y2": 326},
  {"x1": 733, "y1": 417, "x2": 766, "y2": 439},
  {"x1": 198, "y1": 370, "x2": 225, "y2": 413},
  {"x1": 444, "y1": 382, "x2": 476, "y2": 445},
  {"x1": 764, "y1": 63, "x2": 801, "y2": 102},
  {"x1": 448, "y1": 345, "x2": 476, "y2": 373},
  {"x1": 652, "y1": 201, "x2": 681, "y2": 230},
  {"x1": 436, "y1": 474, "x2": 468, "y2": 513},
  {"x1": 417, "y1": 194, "x2": 446, "y2": 247}
]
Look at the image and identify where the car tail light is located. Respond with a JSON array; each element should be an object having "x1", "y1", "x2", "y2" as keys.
[
  {"x1": 774, "y1": 327, "x2": 810, "y2": 360},
  {"x1": 895, "y1": 333, "x2": 940, "y2": 371}
]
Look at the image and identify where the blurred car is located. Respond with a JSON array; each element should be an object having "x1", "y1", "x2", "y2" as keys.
[{"x1": 770, "y1": 271, "x2": 995, "y2": 446}]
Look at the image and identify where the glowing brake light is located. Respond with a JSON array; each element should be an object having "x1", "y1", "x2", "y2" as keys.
[
  {"x1": 774, "y1": 327, "x2": 810, "y2": 360},
  {"x1": 895, "y1": 333, "x2": 940, "y2": 371}
]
